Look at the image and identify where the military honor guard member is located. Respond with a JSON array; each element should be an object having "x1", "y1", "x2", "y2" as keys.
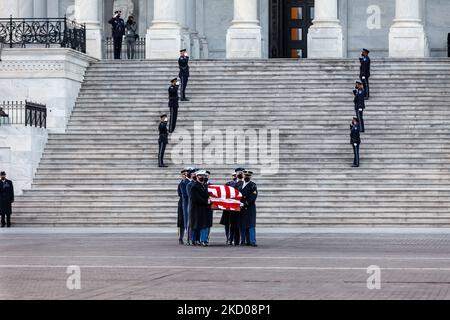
[
  {"x1": 238, "y1": 170, "x2": 258, "y2": 247},
  {"x1": 353, "y1": 80, "x2": 366, "y2": 133},
  {"x1": 158, "y1": 114, "x2": 169, "y2": 167},
  {"x1": 350, "y1": 117, "x2": 361, "y2": 168},
  {"x1": 359, "y1": 48, "x2": 371, "y2": 99},
  {"x1": 168, "y1": 78, "x2": 180, "y2": 133},
  {"x1": 177, "y1": 169, "x2": 188, "y2": 244},
  {"x1": 186, "y1": 170, "x2": 198, "y2": 245},
  {"x1": 189, "y1": 170, "x2": 212, "y2": 247},
  {"x1": 220, "y1": 172, "x2": 238, "y2": 245},
  {"x1": 0, "y1": 171, "x2": 14, "y2": 228},
  {"x1": 178, "y1": 49, "x2": 190, "y2": 101}
]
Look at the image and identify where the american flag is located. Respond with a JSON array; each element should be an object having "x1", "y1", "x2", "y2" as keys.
[{"x1": 208, "y1": 185, "x2": 242, "y2": 212}]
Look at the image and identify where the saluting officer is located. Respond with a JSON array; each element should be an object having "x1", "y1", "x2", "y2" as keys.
[
  {"x1": 238, "y1": 170, "x2": 258, "y2": 247},
  {"x1": 158, "y1": 114, "x2": 169, "y2": 167},
  {"x1": 0, "y1": 171, "x2": 14, "y2": 228},
  {"x1": 359, "y1": 48, "x2": 371, "y2": 99},
  {"x1": 353, "y1": 80, "x2": 366, "y2": 133},
  {"x1": 350, "y1": 117, "x2": 361, "y2": 168},
  {"x1": 168, "y1": 78, "x2": 179, "y2": 133},
  {"x1": 178, "y1": 49, "x2": 190, "y2": 101}
]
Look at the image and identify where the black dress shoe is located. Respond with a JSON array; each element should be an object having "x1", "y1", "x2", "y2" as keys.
[
  {"x1": 251, "y1": 244, "x2": 258, "y2": 247},
  {"x1": 179, "y1": 239, "x2": 184, "y2": 245},
  {"x1": 6, "y1": 225, "x2": 11, "y2": 228},
  {"x1": 352, "y1": 164, "x2": 359, "y2": 168},
  {"x1": 1, "y1": 225, "x2": 5, "y2": 228}
]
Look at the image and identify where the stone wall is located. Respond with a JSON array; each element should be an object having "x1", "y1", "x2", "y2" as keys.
[
  {"x1": 0, "y1": 126, "x2": 48, "y2": 195},
  {"x1": 0, "y1": 48, "x2": 97, "y2": 133}
]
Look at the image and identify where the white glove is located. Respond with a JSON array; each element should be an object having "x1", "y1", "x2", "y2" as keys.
[
  {"x1": 359, "y1": 108, "x2": 363, "y2": 112},
  {"x1": 362, "y1": 76, "x2": 366, "y2": 80},
  {"x1": 176, "y1": 81, "x2": 180, "y2": 86},
  {"x1": 240, "y1": 203, "x2": 244, "y2": 207}
]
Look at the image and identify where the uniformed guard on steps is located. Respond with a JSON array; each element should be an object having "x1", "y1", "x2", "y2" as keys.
[
  {"x1": 359, "y1": 48, "x2": 371, "y2": 99},
  {"x1": 158, "y1": 114, "x2": 169, "y2": 167},
  {"x1": 168, "y1": 78, "x2": 180, "y2": 133},
  {"x1": 178, "y1": 49, "x2": 190, "y2": 101}
]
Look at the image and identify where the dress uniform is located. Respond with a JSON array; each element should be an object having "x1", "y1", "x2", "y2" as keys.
[
  {"x1": 186, "y1": 171, "x2": 198, "y2": 245},
  {"x1": 108, "y1": 11, "x2": 126, "y2": 59},
  {"x1": 0, "y1": 172, "x2": 14, "y2": 228},
  {"x1": 181, "y1": 168, "x2": 193, "y2": 244},
  {"x1": 359, "y1": 49, "x2": 371, "y2": 99},
  {"x1": 220, "y1": 173, "x2": 237, "y2": 245},
  {"x1": 231, "y1": 168, "x2": 245, "y2": 245},
  {"x1": 238, "y1": 170, "x2": 258, "y2": 247},
  {"x1": 168, "y1": 78, "x2": 179, "y2": 133},
  {"x1": 158, "y1": 114, "x2": 169, "y2": 167},
  {"x1": 189, "y1": 171, "x2": 211, "y2": 247},
  {"x1": 177, "y1": 169, "x2": 187, "y2": 244},
  {"x1": 350, "y1": 117, "x2": 361, "y2": 167},
  {"x1": 178, "y1": 49, "x2": 190, "y2": 101},
  {"x1": 353, "y1": 81, "x2": 366, "y2": 133}
]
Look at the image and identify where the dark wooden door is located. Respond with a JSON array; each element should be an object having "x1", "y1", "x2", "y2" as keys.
[{"x1": 269, "y1": 0, "x2": 315, "y2": 58}]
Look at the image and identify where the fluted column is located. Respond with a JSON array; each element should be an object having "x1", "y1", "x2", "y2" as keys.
[
  {"x1": 195, "y1": 0, "x2": 208, "y2": 59},
  {"x1": 19, "y1": 0, "x2": 34, "y2": 17},
  {"x1": 389, "y1": 0, "x2": 429, "y2": 57},
  {"x1": 186, "y1": 0, "x2": 199, "y2": 59},
  {"x1": 0, "y1": 0, "x2": 20, "y2": 16},
  {"x1": 146, "y1": 0, "x2": 182, "y2": 59},
  {"x1": 33, "y1": 0, "x2": 47, "y2": 18},
  {"x1": 75, "y1": 0, "x2": 102, "y2": 59},
  {"x1": 226, "y1": 0, "x2": 262, "y2": 59},
  {"x1": 307, "y1": 0, "x2": 344, "y2": 58}
]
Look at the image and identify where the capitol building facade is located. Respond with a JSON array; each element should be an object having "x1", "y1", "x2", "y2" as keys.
[{"x1": 1, "y1": 0, "x2": 449, "y2": 60}]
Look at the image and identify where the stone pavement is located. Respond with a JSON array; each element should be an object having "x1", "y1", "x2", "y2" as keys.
[{"x1": 1, "y1": 228, "x2": 450, "y2": 300}]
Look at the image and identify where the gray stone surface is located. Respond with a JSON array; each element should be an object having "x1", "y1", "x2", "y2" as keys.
[{"x1": 1, "y1": 229, "x2": 450, "y2": 300}]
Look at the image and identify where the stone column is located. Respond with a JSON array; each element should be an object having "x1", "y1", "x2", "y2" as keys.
[
  {"x1": 178, "y1": 0, "x2": 191, "y2": 52},
  {"x1": 75, "y1": 0, "x2": 102, "y2": 59},
  {"x1": 0, "y1": 0, "x2": 20, "y2": 16},
  {"x1": 389, "y1": 0, "x2": 429, "y2": 57},
  {"x1": 195, "y1": 0, "x2": 208, "y2": 59},
  {"x1": 307, "y1": 0, "x2": 344, "y2": 58},
  {"x1": 146, "y1": 0, "x2": 182, "y2": 59},
  {"x1": 226, "y1": 0, "x2": 262, "y2": 59},
  {"x1": 33, "y1": 0, "x2": 47, "y2": 18},
  {"x1": 19, "y1": 0, "x2": 34, "y2": 17},
  {"x1": 46, "y1": 0, "x2": 59, "y2": 18},
  {"x1": 186, "y1": 0, "x2": 200, "y2": 59}
]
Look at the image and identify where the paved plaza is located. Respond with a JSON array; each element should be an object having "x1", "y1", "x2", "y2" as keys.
[{"x1": 1, "y1": 228, "x2": 450, "y2": 300}]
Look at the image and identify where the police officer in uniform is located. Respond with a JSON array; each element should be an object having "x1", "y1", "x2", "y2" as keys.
[
  {"x1": 350, "y1": 117, "x2": 361, "y2": 168},
  {"x1": 190, "y1": 170, "x2": 211, "y2": 247},
  {"x1": 178, "y1": 49, "x2": 190, "y2": 101},
  {"x1": 238, "y1": 170, "x2": 258, "y2": 247},
  {"x1": 353, "y1": 80, "x2": 365, "y2": 133},
  {"x1": 0, "y1": 171, "x2": 14, "y2": 228},
  {"x1": 359, "y1": 48, "x2": 371, "y2": 99},
  {"x1": 168, "y1": 78, "x2": 179, "y2": 133},
  {"x1": 108, "y1": 11, "x2": 126, "y2": 59},
  {"x1": 158, "y1": 114, "x2": 169, "y2": 167},
  {"x1": 186, "y1": 170, "x2": 198, "y2": 245}
]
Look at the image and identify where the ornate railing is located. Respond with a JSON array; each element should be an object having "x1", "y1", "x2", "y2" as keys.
[
  {"x1": 0, "y1": 100, "x2": 46, "y2": 128},
  {"x1": 0, "y1": 16, "x2": 86, "y2": 53},
  {"x1": 104, "y1": 36, "x2": 146, "y2": 60}
]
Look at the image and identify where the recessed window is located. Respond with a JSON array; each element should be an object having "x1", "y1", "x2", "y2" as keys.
[
  {"x1": 291, "y1": 28, "x2": 303, "y2": 41},
  {"x1": 291, "y1": 7, "x2": 303, "y2": 20},
  {"x1": 291, "y1": 49, "x2": 302, "y2": 58}
]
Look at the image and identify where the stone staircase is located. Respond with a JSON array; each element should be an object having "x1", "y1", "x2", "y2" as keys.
[{"x1": 12, "y1": 58, "x2": 450, "y2": 227}]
